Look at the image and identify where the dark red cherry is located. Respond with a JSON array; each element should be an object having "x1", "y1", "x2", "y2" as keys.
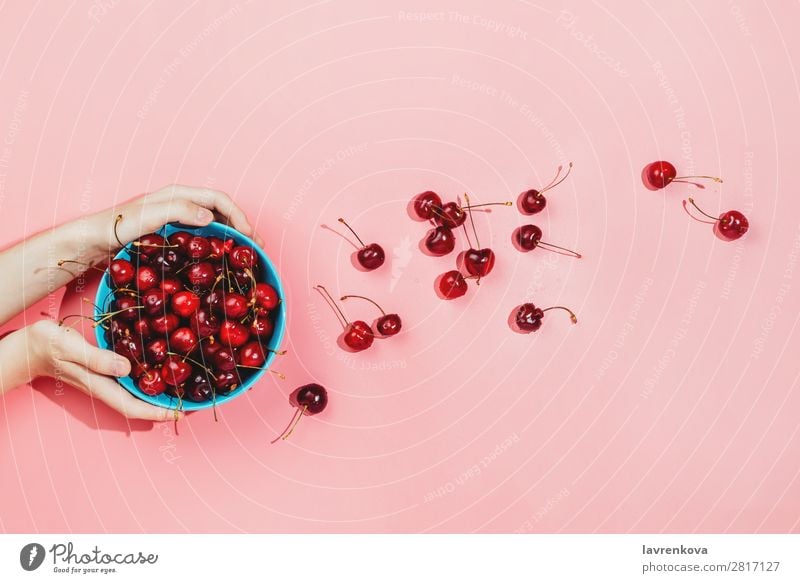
[
  {"x1": 644, "y1": 160, "x2": 677, "y2": 189},
  {"x1": 222, "y1": 293, "x2": 249, "y2": 319},
  {"x1": 145, "y1": 338, "x2": 169, "y2": 364},
  {"x1": 204, "y1": 289, "x2": 225, "y2": 314},
  {"x1": 412, "y1": 190, "x2": 442, "y2": 220},
  {"x1": 249, "y1": 315, "x2": 273, "y2": 338},
  {"x1": 137, "y1": 370, "x2": 167, "y2": 396},
  {"x1": 208, "y1": 237, "x2": 227, "y2": 260},
  {"x1": 219, "y1": 320, "x2": 250, "y2": 348},
  {"x1": 229, "y1": 246, "x2": 257, "y2": 270},
  {"x1": 249, "y1": 283, "x2": 279, "y2": 310},
  {"x1": 519, "y1": 163, "x2": 573, "y2": 214},
  {"x1": 433, "y1": 201, "x2": 467, "y2": 228},
  {"x1": 344, "y1": 321, "x2": 374, "y2": 351},
  {"x1": 186, "y1": 236, "x2": 211, "y2": 259},
  {"x1": 131, "y1": 317, "x2": 152, "y2": 340},
  {"x1": 438, "y1": 270, "x2": 468, "y2": 299},
  {"x1": 338, "y1": 218, "x2": 385, "y2": 270},
  {"x1": 340, "y1": 294, "x2": 401, "y2": 338},
  {"x1": 112, "y1": 296, "x2": 142, "y2": 321},
  {"x1": 153, "y1": 249, "x2": 181, "y2": 274},
  {"x1": 160, "y1": 277, "x2": 183, "y2": 296},
  {"x1": 135, "y1": 265, "x2": 160, "y2": 291},
  {"x1": 109, "y1": 258, "x2": 135, "y2": 287},
  {"x1": 293, "y1": 383, "x2": 328, "y2": 414},
  {"x1": 167, "y1": 231, "x2": 193, "y2": 251},
  {"x1": 514, "y1": 303, "x2": 577, "y2": 333},
  {"x1": 169, "y1": 327, "x2": 198, "y2": 354},
  {"x1": 424, "y1": 225, "x2": 456, "y2": 255},
  {"x1": 150, "y1": 313, "x2": 180, "y2": 335},
  {"x1": 515, "y1": 224, "x2": 542, "y2": 250},
  {"x1": 171, "y1": 290, "x2": 200, "y2": 318},
  {"x1": 185, "y1": 375, "x2": 214, "y2": 402},
  {"x1": 186, "y1": 262, "x2": 216, "y2": 290},
  {"x1": 190, "y1": 308, "x2": 221, "y2": 338},
  {"x1": 104, "y1": 317, "x2": 131, "y2": 343},
  {"x1": 114, "y1": 336, "x2": 143, "y2": 361},
  {"x1": 130, "y1": 360, "x2": 153, "y2": 379},
  {"x1": 161, "y1": 355, "x2": 192, "y2": 386},
  {"x1": 211, "y1": 347, "x2": 237, "y2": 372},
  {"x1": 212, "y1": 370, "x2": 239, "y2": 391},
  {"x1": 718, "y1": 210, "x2": 749, "y2": 240},
  {"x1": 238, "y1": 341, "x2": 266, "y2": 368},
  {"x1": 141, "y1": 287, "x2": 167, "y2": 316},
  {"x1": 464, "y1": 248, "x2": 496, "y2": 277},
  {"x1": 135, "y1": 234, "x2": 170, "y2": 259}
]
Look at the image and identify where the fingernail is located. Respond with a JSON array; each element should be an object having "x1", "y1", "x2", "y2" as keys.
[
  {"x1": 197, "y1": 208, "x2": 214, "y2": 223},
  {"x1": 113, "y1": 359, "x2": 130, "y2": 376}
]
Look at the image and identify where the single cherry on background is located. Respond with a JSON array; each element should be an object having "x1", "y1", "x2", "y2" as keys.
[
  {"x1": 434, "y1": 198, "x2": 512, "y2": 229},
  {"x1": 438, "y1": 270, "x2": 469, "y2": 300},
  {"x1": 461, "y1": 193, "x2": 496, "y2": 280},
  {"x1": 412, "y1": 190, "x2": 442, "y2": 220},
  {"x1": 314, "y1": 285, "x2": 374, "y2": 351},
  {"x1": 514, "y1": 303, "x2": 577, "y2": 333},
  {"x1": 519, "y1": 162, "x2": 573, "y2": 215},
  {"x1": 513, "y1": 225, "x2": 582, "y2": 258},
  {"x1": 271, "y1": 383, "x2": 328, "y2": 443},
  {"x1": 341, "y1": 294, "x2": 402, "y2": 337},
  {"x1": 685, "y1": 197, "x2": 749, "y2": 240},
  {"x1": 337, "y1": 218, "x2": 385, "y2": 271},
  {"x1": 424, "y1": 225, "x2": 456, "y2": 256},
  {"x1": 644, "y1": 160, "x2": 723, "y2": 190}
]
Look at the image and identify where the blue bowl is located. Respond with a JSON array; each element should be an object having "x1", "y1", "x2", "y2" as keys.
[{"x1": 94, "y1": 222, "x2": 286, "y2": 411}]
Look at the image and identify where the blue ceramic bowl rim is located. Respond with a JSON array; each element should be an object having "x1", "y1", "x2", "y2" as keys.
[{"x1": 94, "y1": 222, "x2": 286, "y2": 411}]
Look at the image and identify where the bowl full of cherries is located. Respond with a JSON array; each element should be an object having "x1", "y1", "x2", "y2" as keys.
[{"x1": 91, "y1": 220, "x2": 286, "y2": 412}]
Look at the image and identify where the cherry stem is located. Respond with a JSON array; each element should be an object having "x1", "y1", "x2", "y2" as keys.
[
  {"x1": 270, "y1": 405, "x2": 307, "y2": 444},
  {"x1": 314, "y1": 285, "x2": 349, "y2": 328},
  {"x1": 270, "y1": 370, "x2": 286, "y2": 380},
  {"x1": 686, "y1": 198, "x2": 720, "y2": 222},
  {"x1": 337, "y1": 218, "x2": 365, "y2": 248},
  {"x1": 340, "y1": 294, "x2": 386, "y2": 316},
  {"x1": 168, "y1": 351, "x2": 213, "y2": 375},
  {"x1": 462, "y1": 201, "x2": 513, "y2": 210},
  {"x1": 56, "y1": 259, "x2": 105, "y2": 274},
  {"x1": 463, "y1": 193, "x2": 481, "y2": 250},
  {"x1": 541, "y1": 162, "x2": 573, "y2": 195},
  {"x1": 542, "y1": 306, "x2": 578, "y2": 324},
  {"x1": 675, "y1": 175, "x2": 723, "y2": 184},
  {"x1": 538, "y1": 241, "x2": 582, "y2": 259},
  {"x1": 113, "y1": 214, "x2": 126, "y2": 249},
  {"x1": 461, "y1": 222, "x2": 474, "y2": 250}
]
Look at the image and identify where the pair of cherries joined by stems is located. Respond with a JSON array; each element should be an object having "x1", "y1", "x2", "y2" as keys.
[
  {"x1": 644, "y1": 160, "x2": 749, "y2": 241},
  {"x1": 314, "y1": 285, "x2": 401, "y2": 351}
]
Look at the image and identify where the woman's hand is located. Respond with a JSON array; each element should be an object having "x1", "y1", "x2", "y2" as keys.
[{"x1": 0, "y1": 320, "x2": 180, "y2": 421}]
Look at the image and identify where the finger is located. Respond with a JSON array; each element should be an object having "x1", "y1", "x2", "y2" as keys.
[
  {"x1": 61, "y1": 361, "x2": 182, "y2": 422},
  {"x1": 162, "y1": 184, "x2": 254, "y2": 237},
  {"x1": 57, "y1": 327, "x2": 131, "y2": 377}
]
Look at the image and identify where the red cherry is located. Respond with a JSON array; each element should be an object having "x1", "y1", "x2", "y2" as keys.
[
  {"x1": 229, "y1": 246, "x2": 257, "y2": 269},
  {"x1": 112, "y1": 296, "x2": 143, "y2": 321},
  {"x1": 222, "y1": 293, "x2": 249, "y2": 319},
  {"x1": 211, "y1": 347, "x2": 237, "y2": 372},
  {"x1": 433, "y1": 201, "x2": 467, "y2": 228},
  {"x1": 161, "y1": 356, "x2": 192, "y2": 386},
  {"x1": 208, "y1": 237, "x2": 226, "y2": 260},
  {"x1": 114, "y1": 336, "x2": 143, "y2": 361},
  {"x1": 141, "y1": 287, "x2": 167, "y2": 316},
  {"x1": 341, "y1": 294, "x2": 401, "y2": 337},
  {"x1": 160, "y1": 277, "x2": 183, "y2": 296},
  {"x1": 249, "y1": 283, "x2": 279, "y2": 310},
  {"x1": 514, "y1": 303, "x2": 577, "y2": 333},
  {"x1": 186, "y1": 236, "x2": 211, "y2": 259},
  {"x1": 513, "y1": 225, "x2": 582, "y2": 258},
  {"x1": 644, "y1": 160, "x2": 722, "y2": 190},
  {"x1": 135, "y1": 265, "x2": 160, "y2": 291},
  {"x1": 131, "y1": 317, "x2": 152, "y2": 340},
  {"x1": 249, "y1": 316, "x2": 273, "y2": 338},
  {"x1": 137, "y1": 370, "x2": 167, "y2": 396},
  {"x1": 152, "y1": 249, "x2": 181, "y2": 274},
  {"x1": 518, "y1": 163, "x2": 572, "y2": 215},
  {"x1": 167, "y1": 231, "x2": 193, "y2": 251},
  {"x1": 171, "y1": 290, "x2": 200, "y2": 318},
  {"x1": 687, "y1": 198, "x2": 749, "y2": 240},
  {"x1": 185, "y1": 372, "x2": 214, "y2": 402},
  {"x1": 424, "y1": 225, "x2": 456, "y2": 255},
  {"x1": 150, "y1": 313, "x2": 180, "y2": 335},
  {"x1": 344, "y1": 321, "x2": 374, "y2": 351},
  {"x1": 238, "y1": 341, "x2": 266, "y2": 368},
  {"x1": 145, "y1": 338, "x2": 169, "y2": 364},
  {"x1": 219, "y1": 320, "x2": 250, "y2": 348},
  {"x1": 190, "y1": 308, "x2": 221, "y2": 338},
  {"x1": 134, "y1": 234, "x2": 170, "y2": 259},
  {"x1": 271, "y1": 384, "x2": 329, "y2": 443},
  {"x1": 464, "y1": 248, "x2": 496, "y2": 277},
  {"x1": 130, "y1": 360, "x2": 153, "y2": 379},
  {"x1": 202, "y1": 339, "x2": 222, "y2": 359},
  {"x1": 412, "y1": 190, "x2": 442, "y2": 220},
  {"x1": 212, "y1": 370, "x2": 239, "y2": 391},
  {"x1": 169, "y1": 327, "x2": 198, "y2": 354},
  {"x1": 338, "y1": 218, "x2": 385, "y2": 270},
  {"x1": 186, "y1": 262, "x2": 216, "y2": 290},
  {"x1": 109, "y1": 259, "x2": 135, "y2": 287},
  {"x1": 438, "y1": 270, "x2": 468, "y2": 300}
]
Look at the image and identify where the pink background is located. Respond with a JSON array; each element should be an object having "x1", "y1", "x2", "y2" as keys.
[{"x1": 1, "y1": 0, "x2": 799, "y2": 533}]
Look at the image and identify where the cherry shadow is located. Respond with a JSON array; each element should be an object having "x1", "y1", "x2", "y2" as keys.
[{"x1": 641, "y1": 165, "x2": 660, "y2": 191}]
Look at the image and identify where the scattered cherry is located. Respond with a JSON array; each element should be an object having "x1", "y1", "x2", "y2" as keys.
[
  {"x1": 438, "y1": 270, "x2": 468, "y2": 300},
  {"x1": 424, "y1": 225, "x2": 456, "y2": 256},
  {"x1": 686, "y1": 198, "x2": 749, "y2": 240},
  {"x1": 271, "y1": 383, "x2": 328, "y2": 443},
  {"x1": 338, "y1": 218, "x2": 385, "y2": 270},
  {"x1": 514, "y1": 303, "x2": 577, "y2": 333},
  {"x1": 513, "y1": 225, "x2": 582, "y2": 258},
  {"x1": 519, "y1": 162, "x2": 572, "y2": 215},
  {"x1": 314, "y1": 285, "x2": 374, "y2": 351},
  {"x1": 644, "y1": 160, "x2": 722, "y2": 190},
  {"x1": 341, "y1": 294, "x2": 402, "y2": 337},
  {"x1": 412, "y1": 190, "x2": 442, "y2": 220}
]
